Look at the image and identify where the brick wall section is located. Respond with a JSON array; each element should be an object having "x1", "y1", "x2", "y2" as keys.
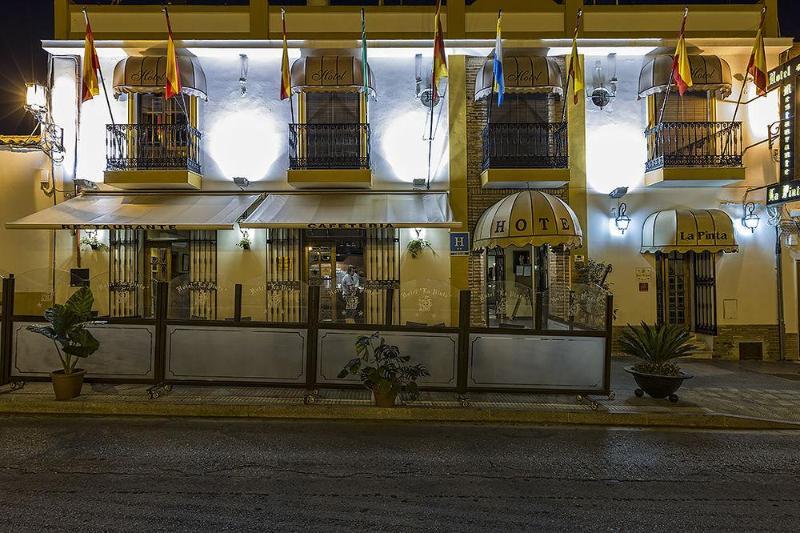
[
  {"x1": 611, "y1": 325, "x2": 799, "y2": 361},
  {"x1": 465, "y1": 57, "x2": 569, "y2": 326}
]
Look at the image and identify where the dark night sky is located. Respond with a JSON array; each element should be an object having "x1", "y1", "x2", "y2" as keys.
[{"x1": 0, "y1": 0, "x2": 798, "y2": 135}]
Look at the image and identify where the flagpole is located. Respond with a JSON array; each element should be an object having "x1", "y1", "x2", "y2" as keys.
[
  {"x1": 282, "y1": 9, "x2": 295, "y2": 123},
  {"x1": 83, "y1": 9, "x2": 115, "y2": 127},
  {"x1": 658, "y1": 7, "x2": 689, "y2": 126},
  {"x1": 561, "y1": 9, "x2": 582, "y2": 126},
  {"x1": 725, "y1": 4, "x2": 767, "y2": 155},
  {"x1": 426, "y1": 57, "x2": 436, "y2": 191},
  {"x1": 163, "y1": 7, "x2": 190, "y2": 123}
]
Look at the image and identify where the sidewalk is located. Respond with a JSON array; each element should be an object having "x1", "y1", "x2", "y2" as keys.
[{"x1": 2, "y1": 357, "x2": 800, "y2": 429}]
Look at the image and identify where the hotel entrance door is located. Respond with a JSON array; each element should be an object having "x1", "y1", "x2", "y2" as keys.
[{"x1": 304, "y1": 230, "x2": 366, "y2": 323}]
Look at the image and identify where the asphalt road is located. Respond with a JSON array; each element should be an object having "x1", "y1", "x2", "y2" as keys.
[{"x1": 0, "y1": 416, "x2": 798, "y2": 532}]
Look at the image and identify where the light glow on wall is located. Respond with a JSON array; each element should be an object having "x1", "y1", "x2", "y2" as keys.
[
  {"x1": 381, "y1": 110, "x2": 447, "y2": 183},
  {"x1": 746, "y1": 89, "x2": 778, "y2": 137},
  {"x1": 586, "y1": 123, "x2": 646, "y2": 194},
  {"x1": 208, "y1": 109, "x2": 280, "y2": 181}
]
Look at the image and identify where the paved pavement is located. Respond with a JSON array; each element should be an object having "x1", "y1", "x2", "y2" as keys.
[
  {"x1": 2, "y1": 357, "x2": 800, "y2": 428},
  {"x1": 0, "y1": 416, "x2": 799, "y2": 531}
]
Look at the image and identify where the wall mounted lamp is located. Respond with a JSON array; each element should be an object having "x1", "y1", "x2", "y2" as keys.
[
  {"x1": 742, "y1": 202, "x2": 760, "y2": 233},
  {"x1": 613, "y1": 202, "x2": 631, "y2": 234},
  {"x1": 23, "y1": 82, "x2": 65, "y2": 163}
]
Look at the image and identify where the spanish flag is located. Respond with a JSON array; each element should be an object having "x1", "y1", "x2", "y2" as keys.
[
  {"x1": 671, "y1": 10, "x2": 693, "y2": 96},
  {"x1": 567, "y1": 11, "x2": 584, "y2": 105},
  {"x1": 164, "y1": 8, "x2": 182, "y2": 99},
  {"x1": 747, "y1": 8, "x2": 768, "y2": 97},
  {"x1": 432, "y1": 0, "x2": 448, "y2": 98},
  {"x1": 280, "y1": 9, "x2": 291, "y2": 100},
  {"x1": 81, "y1": 12, "x2": 100, "y2": 103}
]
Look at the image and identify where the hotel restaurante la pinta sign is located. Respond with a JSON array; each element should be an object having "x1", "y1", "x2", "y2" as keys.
[{"x1": 766, "y1": 56, "x2": 800, "y2": 207}]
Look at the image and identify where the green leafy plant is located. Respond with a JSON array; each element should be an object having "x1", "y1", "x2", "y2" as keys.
[
  {"x1": 236, "y1": 230, "x2": 251, "y2": 250},
  {"x1": 407, "y1": 238, "x2": 434, "y2": 258},
  {"x1": 618, "y1": 322, "x2": 695, "y2": 376},
  {"x1": 27, "y1": 287, "x2": 100, "y2": 374},
  {"x1": 338, "y1": 332, "x2": 429, "y2": 400},
  {"x1": 80, "y1": 232, "x2": 106, "y2": 251}
]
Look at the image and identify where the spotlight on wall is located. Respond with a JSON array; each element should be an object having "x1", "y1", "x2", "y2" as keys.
[
  {"x1": 233, "y1": 177, "x2": 250, "y2": 190},
  {"x1": 412, "y1": 178, "x2": 427, "y2": 190},
  {"x1": 23, "y1": 82, "x2": 65, "y2": 163},
  {"x1": 609, "y1": 186, "x2": 628, "y2": 199},
  {"x1": 742, "y1": 201, "x2": 760, "y2": 233}
]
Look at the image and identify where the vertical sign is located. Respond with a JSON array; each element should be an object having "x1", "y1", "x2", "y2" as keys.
[{"x1": 769, "y1": 57, "x2": 800, "y2": 183}]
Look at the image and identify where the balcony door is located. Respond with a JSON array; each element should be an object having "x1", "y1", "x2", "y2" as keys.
[{"x1": 303, "y1": 92, "x2": 364, "y2": 168}]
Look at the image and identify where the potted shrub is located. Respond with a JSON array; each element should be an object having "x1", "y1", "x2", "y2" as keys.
[
  {"x1": 338, "y1": 332, "x2": 429, "y2": 407},
  {"x1": 236, "y1": 230, "x2": 251, "y2": 250},
  {"x1": 27, "y1": 287, "x2": 100, "y2": 400},
  {"x1": 80, "y1": 231, "x2": 105, "y2": 251},
  {"x1": 619, "y1": 322, "x2": 694, "y2": 403}
]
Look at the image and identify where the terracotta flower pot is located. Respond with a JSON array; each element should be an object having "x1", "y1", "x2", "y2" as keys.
[
  {"x1": 372, "y1": 388, "x2": 398, "y2": 407},
  {"x1": 50, "y1": 369, "x2": 85, "y2": 401}
]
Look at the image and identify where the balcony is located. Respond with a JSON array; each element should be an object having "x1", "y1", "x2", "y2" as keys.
[
  {"x1": 288, "y1": 123, "x2": 372, "y2": 189},
  {"x1": 105, "y1": 123, "x2": 202, "y2": 190},
  {"x1": 644, "y1": 121, "x2": 745, "y2": 187},
  {"x1": 480, "y1": 123, "x2": 570, "y2": 189}
]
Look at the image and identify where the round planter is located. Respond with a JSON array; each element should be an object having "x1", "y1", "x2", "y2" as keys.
[
  {"x1": 50, "y1": 369, "x2": 85, "y2": 401},
  {"x1": 371, "y1": 388, "x2": 399, "y2": 408},
  {"x1": 625, "y1": 366, "x2": 692, "y2": 402}
]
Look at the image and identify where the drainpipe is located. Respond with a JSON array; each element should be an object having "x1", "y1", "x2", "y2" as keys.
[{"x1": 776, "y1": 224, "x2": 785, "y2": 361}]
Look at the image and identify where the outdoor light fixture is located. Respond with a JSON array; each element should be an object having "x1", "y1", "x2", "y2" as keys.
[
  {"x1": 412, "y1": 178, "x2": 427, "y2": 190},
  {"x1": 239, "y1": 54, "x2": 248, "y2": 97},
  {"x1": 613, "y1": 202, "x2": 631, "y2": 234},
  {"x1": 233, "y1": 177, "x2": 251, "y2": 190},
  {"x1": 742, "y1": 202, "x2": 760, "y2": 233},
  {"x1": 23, "y1": 82, "x2": 65, "y2": 163},
  {"x1": 609, "y1": 186, "x2": 628, "y2": 199}
]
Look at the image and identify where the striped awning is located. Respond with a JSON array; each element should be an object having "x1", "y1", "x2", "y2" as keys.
[
  {"x1": 638, "y1": 55, "x2": 732, "y2": 99},
  {"x1": 113, "y1": 55, "x2": 208, "y2": 100},
  {"x1": 473, "y1": 191, "x2": 582, "y2": 250},
  {"x1": 475, "y1": 55, "x2": 563, "y2": 100},
  {"x1": 5, "y1": 194, "x2": 260, "y2": 231},
  {"x1": 290, "y1": 56, "x2": 375, "y2": 95},
  {"x1": 641, "y1": 209, "x2": 738, "y2": 254}
]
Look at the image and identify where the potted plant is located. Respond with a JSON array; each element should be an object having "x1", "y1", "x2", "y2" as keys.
[
  {"x1": 27, "y1": 287, "x2": 100, "y2": 400},
  {"x1": 338, "y1": 332, "x2": 429, "y2": 407},
  {"x1": 80, "y1": 230, "x2": 105, "y2": 251},
  {"x1": 619, "y1": 322, "x2": 694, "y2": 403},
  {"x1": 236, "y1": 230, "x2": 251, "y2": 250},
  {"x1": 407, "y1": 229, "x2": 435, "y2": 259}
]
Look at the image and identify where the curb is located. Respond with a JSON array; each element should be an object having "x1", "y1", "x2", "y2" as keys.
[{"x1": 1, "y1": 399, "x2": 798, "y2": 430}]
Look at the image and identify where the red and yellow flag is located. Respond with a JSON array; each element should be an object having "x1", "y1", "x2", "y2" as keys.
[
  {"x1": 567, "y1": 10, "x2": 584, "y2": 105},
  {"x1": 432, "y1": 0, "x2": 448, "y2": 97},
  {"x1": 280, "y1": 9, "x2": 291, "y2": 100},
  {"x1": 671, "y1": 10, "x2": 693, "y2": 96},
  {"x1": 747, "y1": 7, "x2": 768, "y2": 97},
  {"x1": 164, "y1": 8, "x2": 182, "y2": 99},
  {"x1": 81, "y1": 13, "x2": 100, "y2": 103}
]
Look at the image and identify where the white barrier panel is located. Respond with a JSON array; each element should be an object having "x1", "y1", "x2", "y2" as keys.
[
  {"x1": 166, "y1": 325, "x2": 307, "y2": 383},
  {"x1": 13, "y1": 322, "x2": 155, "y2": 380},
  {"x1": 317, "y1": 329, "x2": 458, "y2": 387},
  {"x1": 469, "y1": 334, "x2": 606, "y2": 391}
]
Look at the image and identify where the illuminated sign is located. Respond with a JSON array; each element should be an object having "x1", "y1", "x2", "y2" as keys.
[
  {"x1": 766, "y1": 178, "x2": 800, "y2": 207},
  {"x1": 769, "y1": 58, "x2": 800, "y2": 183}
]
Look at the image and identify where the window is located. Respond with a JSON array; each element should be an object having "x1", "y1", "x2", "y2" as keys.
[
  {"x1": 305, "y1": 92, "x2": 360, "y2": 124},
  {"x1": 488, "y1": 93, "x2": 562, "y2": 124},
  {"x1": 650, "y1": 92, "x2": 713, "y2": 125}
]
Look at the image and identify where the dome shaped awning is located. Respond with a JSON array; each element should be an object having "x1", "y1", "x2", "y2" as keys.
[
  {"x1": 113, "y1": 55, "x2": 208, "y2": 100},
  {"x1": 641, "y1": 209, "x2": 738, "y2": 254},
  {"x1": 474, "y1": 55, "x2": 563, "y2": 101},
  {"x1": 290, "y1": 56, "x2": 375, "y2": 96},
  {"x1": 638, "y1": 54, "x2": 732, "y2": 99},
  {"x1": 473, "y1": 191, "x2": 582, "y2": 250}
]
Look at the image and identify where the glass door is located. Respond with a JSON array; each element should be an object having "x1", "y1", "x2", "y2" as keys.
[{"x1": 307, "y1": 244, "x2": 336, "y2": 322}]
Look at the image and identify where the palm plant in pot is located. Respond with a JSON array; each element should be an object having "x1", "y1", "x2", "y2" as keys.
[
  {"x1": 338, "y1": 332, "x2": 429, "y2": 407},
  {"x1": 619, "y1": 322, "x2": 694, "y2": 403},
  {"x1": 27, "y1": 287, "x2": 100, "y2": 400}
]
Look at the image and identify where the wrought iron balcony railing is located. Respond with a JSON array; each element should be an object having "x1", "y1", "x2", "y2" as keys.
[
  {"x1": 106, "y1": 123, "x2": 202, "y2": 173},
  {"x1": 289, "y1": 123, "x2": 370, "y2": 170},
  {"x1": 482, "y1": 122, "x2": 569, "y2": 170},
  {"x1": 644, "y1": 121, "x2": 742, "y2": 172}
]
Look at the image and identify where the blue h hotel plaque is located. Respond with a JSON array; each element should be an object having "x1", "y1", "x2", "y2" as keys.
[{"x1": 450, "y1": 232, "x2": 470, "y2": 256}]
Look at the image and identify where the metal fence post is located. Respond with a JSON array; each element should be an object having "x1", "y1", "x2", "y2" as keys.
[
  {"x1": 234, "y1": 283, "x2": 242, "y2": 322},
  {"x1": 153, "y1": 281, "x2": 169, "y2": 384},
  {"x1": 1, "y1": 275, "x2": 15, "y2": 385},
  {"x1": 604, "y1": 294, "x2": 614, "y2": 394},
  {"x1": 456, "y1": 289, "x2": 471, "y2": 395},
  {"x1": 305, "y1": 285, "x2": 320, "y2": 391}
]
